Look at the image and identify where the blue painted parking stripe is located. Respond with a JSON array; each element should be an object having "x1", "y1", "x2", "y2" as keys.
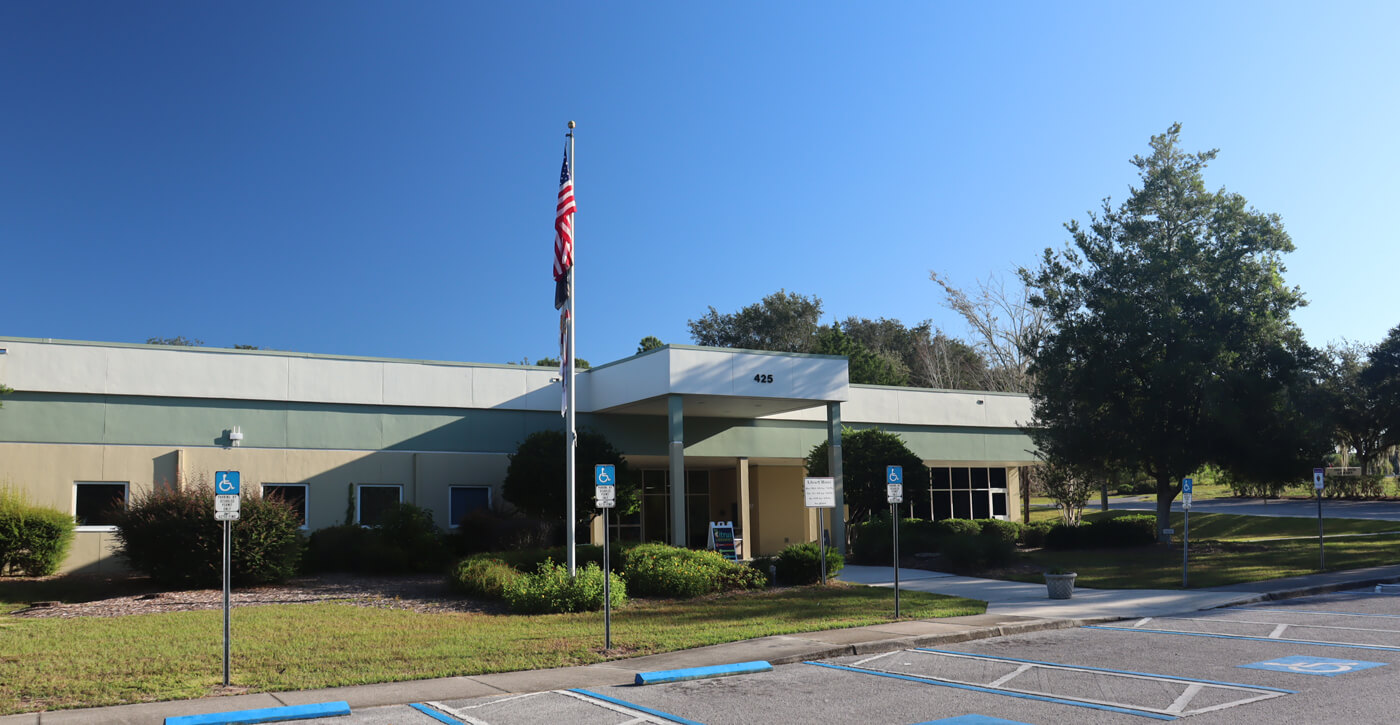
[
  {"x1": 1087, "y1": 625, "x2": 1400, "y2": 652},
  {"x1": 567, "y1": 688, "x2": 706, "y2": 725},
  {"x1": 164, "y1": 701, "x2": 351, "y2": 725},
  {"x1": 634, "y1": 660, "x2": 772, "y2": 685},
  {"x1": 1227, "y1": 607, "x2": 1400, "y2": 619},
  {"x1": 803, "y1": 662, "x2": 1175, "y2": 721},
  {"x1": 409, "y1": 703, "x2": 463, "y2": 725},
  {"x1": 914, "y1": 647, "x2": 1296, "y2": 693}
]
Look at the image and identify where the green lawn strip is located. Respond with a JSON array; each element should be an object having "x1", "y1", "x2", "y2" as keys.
[
  {"x1": 0, "y1": 585, "x2": 983, "y2": 715},
  {"x1": 1000, "y1": 533, "x2": 1400, "y2": 589},
  {"x1": 1078, "y1": 510, "x2": 1400, "y2": 540}
]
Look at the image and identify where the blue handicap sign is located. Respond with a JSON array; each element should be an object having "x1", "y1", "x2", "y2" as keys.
[
  {"x1": 887, "y1": 465, "x2": 903, "y2": 485},
  {"x1": 215, "y1": 471, "x2": 241, "y2": 495},
  {"x1": 1183, "y1": 477, "x2": 1193, "y2": 493},
  {"x1": 1240, "y1": 655, "x2": 1387, "y2": 677},
  {"x1": 594, "y1": 464, "x2": 615, "y2": 486}
]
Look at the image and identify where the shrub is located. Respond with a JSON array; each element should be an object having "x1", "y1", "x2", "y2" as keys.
[
  {"x1": 977, "y1": 519, "x2": 1024, "y2": 545},
  {"x1": 1043, "y1": 522, "x2": 1082, "y2": 550},
  {"x1": 306, "y1": 524, "x2": 372, "y2": 573},
  {"x1": 623, "y1": 543, "x2": 735, "y2": 598},
  {"x1": 366, "y1": 503, "x2": 449, "y2": 573},
  {"x1": 774, "y1": 541, "x2": 843, "y2": 585},
  {"x1": 449, "y1": 556, "x2": 521, "y2": 599},
  {"x1": 849, "y1": 517, "x2": 893, "y2": 563},
  {"x1": 448, "y1": 509, "x2": 559, "y2": 556},
  {"x1": 1020, "y1": 520, "x2": 1056, "y2": 548},
  {"x1": 503, "y1": 560, "x2": 625, "y2": 614},
  {"x1": 939, "y1": 532, "x2": 1016, "y2": 572},
  {"x1": 115, "y1": 482, "x2": 303, "y2": 586},
  {"x1": 931, "y1": 518, "x2": 982, "y2": 540},
  {"x1": 0, "y1": 487, "x2": 76, "y2": 576},
  {"x1": 1085, "y1": 514, "x2": 1156, "y2": 547}
]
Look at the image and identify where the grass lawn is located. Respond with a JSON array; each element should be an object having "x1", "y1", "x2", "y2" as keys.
[
  {"x1": 995, "y1": 511, "x2": 1400, "y2": 590},
  {"x1": 0, "y1": 584, "x2": 983, "y2": 715}
]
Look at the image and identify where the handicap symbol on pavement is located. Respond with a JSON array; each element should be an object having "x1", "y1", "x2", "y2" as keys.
[
  {"x1": 1240, "y1": 655, "x2": 1387, "y2": 677},
  {"x1": 215, "y1": 471, "x2": 241, "y2": 495}
]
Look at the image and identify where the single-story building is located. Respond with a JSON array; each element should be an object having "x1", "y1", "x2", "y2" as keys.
[{"x1": 0, "y1": 337, "x2": 1038, "y2": 574}]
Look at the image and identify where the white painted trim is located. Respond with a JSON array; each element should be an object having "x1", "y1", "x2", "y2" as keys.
[
  {"x1": 447, "y1": 485, "x2": 492, "y2": 529},
  {"x1": 261, "y1": 483, "x2": 310, "y2": 530},
  {"x1": 73, "y1": 481, "x2": 128, "y2": 528}
]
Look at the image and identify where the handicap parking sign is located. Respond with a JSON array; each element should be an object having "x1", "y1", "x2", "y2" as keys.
[{"x1": 1240, "y1": 655, "x2": 1387, "y2": 677}]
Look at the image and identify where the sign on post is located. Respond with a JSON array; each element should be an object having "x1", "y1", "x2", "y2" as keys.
[
  {"x1": 1314, "y1": 468, "x2": 1325, "y2": 490},
  {"x1": 1182, "y1": 477, "x2": 1193, "y2": 509},
  {"x1": 213, "y1": 470, "x2": 239, "y2": 686},
  {"x1": 594, "y1": 464, "x2": 616, "y2": 509},
  {"x1": 886, "y1": 466, "x2": 903, "y2": 504},
  {"x1": 804, "y1": 477, "x2": 836, "y2": 508}
]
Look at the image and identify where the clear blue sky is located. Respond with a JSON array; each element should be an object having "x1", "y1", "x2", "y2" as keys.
[{"x1": 4, "y1": 2, "x2": 1397, "y2": 366}]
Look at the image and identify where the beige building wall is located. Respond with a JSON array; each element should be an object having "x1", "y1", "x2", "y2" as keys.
[
  {"x1": 750, "y1": 465, "x2": 808, "y2": 556},
  {"x1": 0, "y1": 442, "x2": 511, "y2": 574}
]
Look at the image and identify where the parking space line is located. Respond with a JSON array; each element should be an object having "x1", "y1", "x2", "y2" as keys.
[
  {"x1": 1157, "y1": 614, "x2": 1400, "y2": 634},
  {"x1": 1088, "y1": 625, "x2": 1400, "y2": 652},
  {"x1": 1164, "y1": 683, "x2": 1203, "y2": 714},
  {"x1": 567, "y1": 688, "x2": 707, "y2": 725},
  {"x1": 804, "y1": 661, "x2": 1178, "y2": 721},
  {"x1": 421, "y1": 701, "x2": 491, "y2": 725},
  {"x1": 912, "y1": 648, "x2": 1295, "y2": 692},
  {"x1": 1132, "y1": 617, "x2": 1153, "y2": 628},
  {"x1": 853, "y1": 650, "x2": 900, "y2": 667},
  {"x1": 987, "y1": 663, "x2": 1033, "y2": 688},
  {"x1": 1268, "y1": 624, "x2": 1289, "y2": 638},
  {"x1": 409, "y1": 703, "x2": 474, "y2": 725},
  {"x1": 1229, "y1": 607, "x2": 1400, "y2": 620}
]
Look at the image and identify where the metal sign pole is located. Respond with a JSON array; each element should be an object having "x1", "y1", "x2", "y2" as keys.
[
  {"x1": 603, "y1": 507, "x2": 611, "y2": 650},
  {"x1": 1317, "y1": 488, "x2": 1326, "y2": 570},
  {"x1": 223, "y1": 518, "x2": 231, "y2": 686},
  {"x1": 1182, "y1": 509, "x2": 1190, "y2": 588},
  {"x1": 818, "y1": 508, "x2": 827, "y2": 586},
  {"x1": 892, "y1": 503, "x2": 900, "y2": 618}
]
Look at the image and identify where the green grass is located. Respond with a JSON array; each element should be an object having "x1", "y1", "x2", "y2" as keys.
[
  {"x1": 0, "y1": 585, "x2": 983, "y2": 715},
  {"x1": 997, "y1": 511, "x2": 1400, "y2": 589}
]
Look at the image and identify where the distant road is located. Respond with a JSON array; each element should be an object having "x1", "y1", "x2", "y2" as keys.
[{"x1": 1103, "y1": 495, "x2": 1400, "y2": 521}]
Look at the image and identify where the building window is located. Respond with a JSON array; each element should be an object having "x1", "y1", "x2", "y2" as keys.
[
  {"x1": 75, "y1": 482, "x2": 128, "y2": 529},
  {"x1": 929, "y1": 467, "x2": 1009, "y2": 521},
  {"x1": 448, "y1": 486, "x2": 491, "y2": 528},
  {"x1": 263, "y1": 484, "x2": 309, "y2": 529},
  {"x1": 356, "y1": 484, "x2": 402, "y2": 527}
]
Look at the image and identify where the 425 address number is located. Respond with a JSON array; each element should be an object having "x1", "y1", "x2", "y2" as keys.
[{"x1": 753, "y1": 374, "x2": 774, "y2": 383}]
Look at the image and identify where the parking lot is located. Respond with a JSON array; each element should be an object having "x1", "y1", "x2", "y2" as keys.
[{"x1": 304, "y1": 586, "x2": 1400, "y2": 724}]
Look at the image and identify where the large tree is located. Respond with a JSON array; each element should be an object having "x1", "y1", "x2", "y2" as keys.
[
  {"x1": 813, "y1": 324, "x2": 907, "y2": 386},
  {"x1": 805, "y1": 427, "x2": 927, "y2": 527},
  {"x1": 929, "y1": 272, "x2": 1044, "y2": 393},
  {"x1": 1021, "y1": 124, "x2": 1326, "y2": 541},
  {"x1": 688, "y1": 290, "x2": 823, "y2": 353},
  {"x1": 501, "y1": 429, "x2": 634, "y2": 536},
  {"x1": 1362, "y1": 323, "x2": 1400, "y2": 452},
  {"x1": 1324, "y1": 342, "x2": 1389, "y2": 473}
]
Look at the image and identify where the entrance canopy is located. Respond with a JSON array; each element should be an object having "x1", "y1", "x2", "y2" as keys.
[{"x1": 582, "y1": 346, "x2": 849, "y2": 417}]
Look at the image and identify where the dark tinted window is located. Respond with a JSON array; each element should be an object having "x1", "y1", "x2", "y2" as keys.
[{"x1": 76, "y1": 483, "x2": 127, "y2": 526}]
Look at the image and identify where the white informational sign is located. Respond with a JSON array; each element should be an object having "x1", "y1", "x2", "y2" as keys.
[
  {"x1": 215, "y1": 510, "x2": 240, "y2": 521},
  {"x1": 887, "y1": 483, "x2": 903, "y2": 504},
  {"x1": 215, "y1": 495, "x2": 240, "y2": 513},
  {"x1": 804, "y1": 477, "x2": 836, "y2": 508},
  {"x1": 1314, "y1": 468, "x2": 1325, "y2": 490},
  {"x1": 595, "y1": 485, "x2": 615, "y2": 508}
]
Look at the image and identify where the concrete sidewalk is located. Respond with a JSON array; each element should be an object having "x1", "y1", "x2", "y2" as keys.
[{"x1": 7, "y1": 564, "x2": 1400, "y2": 724}]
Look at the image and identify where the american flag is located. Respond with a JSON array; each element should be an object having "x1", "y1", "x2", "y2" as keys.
[{"x1": 553, "y1": 147, "x2": 575, "y2": 310}]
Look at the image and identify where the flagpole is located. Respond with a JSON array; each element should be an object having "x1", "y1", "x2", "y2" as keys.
[{"x1": 565, "y1": 120, "x2": 577, "y2": 578}]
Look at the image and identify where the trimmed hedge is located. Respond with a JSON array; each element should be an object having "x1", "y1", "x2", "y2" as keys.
[
  {"x1": 0, "y1": 491, "x2": 75, "y2": 577},
  {"x1": 623, "y1": 543, "x2": 763, "y2": 598},
  {"x1": 939, "y1": 532, "x2": 1016, "y2": 572},
  {"x1": 851, "y1": 517, "x2": 1025, "y2": 563},
  {"x1": 1020, "y1": 520, "x2": 1056, "y2": 548},
  {"x1": 115, "y1": 483, "x2": 303, "y2": 586},
  {"x1": 503, "y1": 560, "x2": 626, "y2": 614},
  {"x1": 1043, "y1": 514, "x2": 1157, "y2": 550},
  {"x1": 774, "y1": 542, "x2": 844, "y2": 585},
  {"x1": 306, "y1": 503, "x2": 451, "y2": 574}
]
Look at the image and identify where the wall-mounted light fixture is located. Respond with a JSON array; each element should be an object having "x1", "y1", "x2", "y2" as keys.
[{"x1": 229, "y1": 426, "x2": 244, "y2": 447}]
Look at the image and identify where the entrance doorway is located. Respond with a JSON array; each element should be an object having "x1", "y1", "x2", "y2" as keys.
[{"x1": 640, "y1": 469, "x2": 711, "y2": 549}]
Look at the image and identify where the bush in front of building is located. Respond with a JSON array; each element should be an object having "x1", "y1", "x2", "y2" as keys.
[
  {"x1": 1042, "y1": 514, "x2": 1157, "y2": 550},
  {"x1": 774, "y1": 541, "x2": 843, "y2": 585},
  {"x1": 449, "y1": 555, "x2": 522, "y2": 600},
  {"x1": 1019, "y1": 520, "x2": 1056, "y2": 548},
  {"x1": 977, "y1": 519, "x2": 1024, "y2": 545},
  {"x1": 448, "y1": 509, "x2": 560, "y2": 556},
  {"x1": 938, "y1": 531, "x2": 1017, "y2": 572},
  {"x1": 114, "y1": 483, "x2": 303, "y2": 586},
  {"x1": 622, "y1": 543, "x2": 761, "y2": 598},
  {"x1": 502, "y1": 559, "x2": 626, "y2": 614},
  {"x1": 0, "y1": 485, "x2": 76, "y2": 577},
  {"x1": 306, "y1": 503, "x2": 450, "y2": 574},
  {"x1": 930, "y1": 518, "x2": 982, "y2": 539}
]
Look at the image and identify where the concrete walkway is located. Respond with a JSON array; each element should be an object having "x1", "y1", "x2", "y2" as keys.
[{"x1": 8, "y1": 564, "x2": 1400, "y2": 724}]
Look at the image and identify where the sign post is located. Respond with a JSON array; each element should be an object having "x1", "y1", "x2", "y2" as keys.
[
  {"x1": 1181, "y1": 477, "x2": 1192, "y2": 588},
  {"x1": 887, "y1": 466, "x2": 903, "y2": 618},
  {"x1": 804, "y1": 478, "x2": 835, "y2": 585},
  {"x1": 594, "y1": 464, "x2": 615, "y2": 650},
  {"x1": 1314, "y1": 467, "x2": 1326, "y2": 570},
  {"x1": 214, "y1": 471, "x2": 240, "y2": 686}
]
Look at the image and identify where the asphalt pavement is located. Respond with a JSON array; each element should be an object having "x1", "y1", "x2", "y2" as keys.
[
  {"x1": 1103, "y1": 495, "x2": 1400, "y2": 521},
  {"x1": 9, "y1": 562, "x2": 1400, "y2": 725}
]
